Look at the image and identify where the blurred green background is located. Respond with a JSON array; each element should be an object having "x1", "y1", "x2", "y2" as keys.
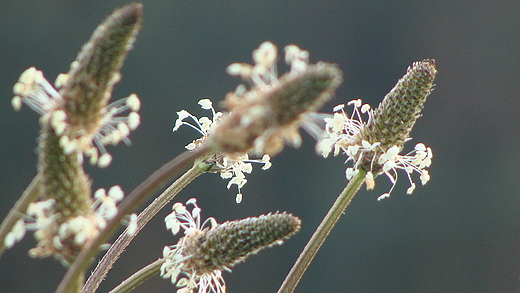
[{"x1": 1, "y1": 1, "x2": 520, "y2": 292}]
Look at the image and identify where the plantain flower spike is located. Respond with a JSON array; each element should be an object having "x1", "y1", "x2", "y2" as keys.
[
  {"x1": 7, "y1": 4, "x2": 142, "y2": 264},
  {"x1": 161, "y1": 198, "x2": 301, "y2": 293},
  {"x1": 12, "y1": 3, "x2": 142, "y2": 168},
  {"x1": 173, "y1": 42, "x2": 341, "y2": 202},
  {"x1": 209, "y1": 42, "x2": 343, "y2": 157},
  {"x1": 318, "y1": 59, "x2": 436, "y2": 200}
]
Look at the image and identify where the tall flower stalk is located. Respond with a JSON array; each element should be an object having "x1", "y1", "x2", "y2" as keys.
[{"x1": 280, "y1": 59, "x2": 437, "y2": 292}]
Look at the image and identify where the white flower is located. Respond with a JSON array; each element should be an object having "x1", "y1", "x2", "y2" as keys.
[
  {"x1": 317, "y1": 100, "x2": 368, "y2": 158},
  {"x1": 173, "y1": 99, "x2": 222, "y2": 147},
  {"x1": 12, "y1": 67, "x2": 141, "y2": 168},
  {"x1": 320, "y1": 100, "x2": 433, "y2": 199},
  {"x1": 161, "y1": 199, "x2": 224, "y2": 293},
  {"x1": 173, "y1": 99, "x2": 272, "y2": 202},
  {"x1": 92, "y1": 186, "x2": 125, "y2": 221},
  {"x1": 4, "y1": 219, "x2": 26, "y2": 249}
]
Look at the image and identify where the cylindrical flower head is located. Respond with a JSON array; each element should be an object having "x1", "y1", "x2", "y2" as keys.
[
  {"x1": 351, "y1": 59, "x2": 436, "y2": 175},
  {"x1": 356, "y1": 59, "x2": 436, "y2": 151},
  {"x1": 11, "y1": 4, "x2": 143, "y2": 168},
  {"x1": 28, "y1": 122, "x2": 126, "y2": 263},
  {"x1": 59, "y1": 3, "x2": 142, "y2": 135},
  {"x1": 38, "y1": 125, "x2": 93, "y2": 219},
  {"x1": 318, "y1": 60, "x2": 436, "y2": 198},
  {"x1": 29, "y1": 121, "x2": 96, "y2": 264},
  {"x1": 212, "y1": 62, "x2": 342, "y2": 156},
  {"x1": 12, "y1": 4, "x2": 139, "y2": 263},
  {"x1": 181, "y1": 212, "x2": 300, "y2": 274},
  {"x1": 161, "y1": 203, "x2": 301, "y2": 292}
]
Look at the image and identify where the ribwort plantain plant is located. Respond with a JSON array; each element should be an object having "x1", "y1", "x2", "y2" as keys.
[{"x1": 1, "y1": 3, "x2": 436, "y2": 293}]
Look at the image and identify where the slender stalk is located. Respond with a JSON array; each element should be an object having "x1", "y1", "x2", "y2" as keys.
[
  {"x1": 277, "y1": 169, "x2": 366, "y2": 293},
  {"x1": 108, "y1": 258, "x2": 164, "y2": 293},
  {"x1": 82, "y1": 159, "x2": 210, "y2": 293},
  {"x1": 0, "y1": 173, "x2": 42, "y2": 258},
  {"x1": 56, "y1": 145, "x2": 211, "y2": 293}
]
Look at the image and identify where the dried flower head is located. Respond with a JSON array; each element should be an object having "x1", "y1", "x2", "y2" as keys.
[
  {"x1": 209, "y1": 42, "x2": 343, "y2": 157},
  {"x1": 173, "y1": 99, "x2": 272, "y2": 203},
  {"x1": 318, "y1": 60, "x2": 436, "y2": 200},
  {"x1": 161, "y1": 199, "x2": 301, "y2": 293}
]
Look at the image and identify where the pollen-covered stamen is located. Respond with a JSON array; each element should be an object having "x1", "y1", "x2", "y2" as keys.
[
  {"x1": 4, "y1": 219, "x2": 26, "y2": 249},
  {"x1": 173, "y1": 99, "x2": 271, "y2": 202},
  {"x1": 12, "y1": 67, "x2": 61, "y2": 114},
  {"x1": 227, "y1": 41, "x2": 279, "y2": 88},
  {"x1": 217, "y1": 154, "x2": 271, "y2": 203},
  {"x1": 317, "y1": 100, "x2": 371, "y2": 158},
  {"x1": 123, "y1": 213, "x2": 138, "y2": 236},
  {"x1": 11, "y1": 67, "x2": 141, "y2": 168},
  {"x1": 376, "y1": 143, "x2": 433, "y2": 199},
  {"x1": 173, "y1": 99, "x2": 223, "y2": 150},
  {"x1": 284, "y1": 44, "x2": 309, "y2": 74},
  {"x1": 18, "y1": 185, "x2": 127, "y2": 263},
  {"x1": 161, "y1": 199, "x2": 301, "y2": 293},
  {"x1": 341, "y1": 138, "x2": 433, "y2": 199},
  {"x1": 82, "y1": 93, "x2": 141, "y2": 167},
  {"x1": 92, "y1": 185, "x2": 125, "y2": 222},
  {"x1": 164, "y1": 199, "x2": 217, "y2": 237},
  {"x1": 54, "y1": 92, "x2": 142, "y2": 168}
]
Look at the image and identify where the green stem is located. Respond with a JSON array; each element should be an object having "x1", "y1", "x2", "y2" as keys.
[
  {"x1": 82, "y1": 159, "x2": 209, "y2": 293},
  {"x1": 0, "y1": 173, "x2": 42, "y2": 258},
  {"x1": 108, "y1": 258, "x2": 164, "y2": 293},
  {"x1": 56, "y1": 146, "x2": 211, "y2": 293},
  {"x1": 277, "y1": 169, "x2": 366, "y2": 293}
]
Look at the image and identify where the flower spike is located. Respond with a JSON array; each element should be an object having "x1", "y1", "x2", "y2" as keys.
[
  {"x1": 12, "y1": 4, "x2": 143, "y2": 168},
  {"x1": 6, "y1": 3, "x2": 142, "y2": 264},
  {"x1": 211, "y1": 42, "x2": 343, "y2": 157},
  {"x1": 161, "y1": 199, "x2": 301, "y2": 293},
  {"x1": 320, "y1": 59, "x2": 436, "y2": 199},
  {"x1": 356, "y1": 59, "x2": 437, "y2": 153}
]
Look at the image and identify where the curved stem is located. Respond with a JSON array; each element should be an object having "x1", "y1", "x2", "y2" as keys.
[
  {"x1": 108, "y1": 258, "x2": 164, "y2": 293},
  {"x1": 277, "y1": 169, "x2": 366, "y2": 293},
  {"x1": 0, "y1": 173, "x2": 42, "y2": 258},
  {"x1": 82, "y1": 159, "x2": 209, "y2": 293},
  {"x1": 56, "y1": 145, "x2": 211, "y2": 293}
]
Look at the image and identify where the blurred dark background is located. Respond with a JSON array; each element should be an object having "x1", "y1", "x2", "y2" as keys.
[{"x1": 1, "y1": 1, "x2": 520, "y2": 292}]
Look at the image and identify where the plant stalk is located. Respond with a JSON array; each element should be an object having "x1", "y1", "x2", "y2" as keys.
[
  {"x1": 56, "y1": 145, "x2": 211, "y2": 293},
  {"x1": 108, "y1": 258, "x2": 164, "y2": 293},
  {"x1": 0, "y1": 173, "x2": 42, "y2": 258},
  {"x1": 277, "y1": 169, "x2": 366, "y2": 293},
  {"x1": 82, "y1": 159, "x2": 210, "y2": 293}
]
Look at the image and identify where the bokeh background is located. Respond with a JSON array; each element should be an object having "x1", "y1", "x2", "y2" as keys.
[{"x1": 1, "y1": 1, "x2": 520, "y2": 292}]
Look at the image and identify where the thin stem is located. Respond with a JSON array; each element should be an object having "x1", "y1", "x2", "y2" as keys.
[
  {"x1": 0, "y1": 173, "x2": 42, "y2": 258},
  {"x1": 82, "y1": 159, "x2": 210, "y2": 293},
  {"x1": 277, "y1": 169, "x2": 366, "y2": 293},
  {"x1": 108, "y1": 258, "x2": 164, "y2": 293},
  {"x1": 56, "y1": 145, "x2": 211, "y2": 293}
]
